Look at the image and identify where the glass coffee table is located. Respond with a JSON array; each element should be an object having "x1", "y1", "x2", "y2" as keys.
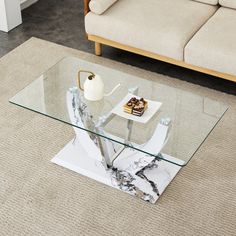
[{"x1": 9, "y1": 57, "x2": 228, "y2": 203}]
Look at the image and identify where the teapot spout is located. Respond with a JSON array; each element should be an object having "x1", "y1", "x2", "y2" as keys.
[{"x1": 104, "y1": 83, "x2": 121, "y2": 97}]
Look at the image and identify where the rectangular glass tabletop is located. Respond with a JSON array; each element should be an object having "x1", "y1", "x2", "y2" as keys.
[{"x1": 9, "y1": 57, "x2": 228, "y2": 166}]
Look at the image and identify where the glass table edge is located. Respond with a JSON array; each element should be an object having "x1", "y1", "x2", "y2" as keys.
[
  {"x1": 8, "y1": 55, "x2": 229, "y2": 167},
  {"x1": 9, "y1": 99, "x2": 228, "y2": 167}
]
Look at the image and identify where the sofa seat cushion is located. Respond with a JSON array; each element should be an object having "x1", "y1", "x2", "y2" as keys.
[
  {"x1": 85, "y1": 0, "x2": 217, "y2": 60},
  {"x1": 185, "y1": 7, "x2": 236, "y2": 76},
  {"x1": 220, "y1": 0, "x2": 236, "y2": 9}
]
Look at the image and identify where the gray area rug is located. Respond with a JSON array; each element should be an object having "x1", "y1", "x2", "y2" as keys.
[{"x1": 0, "y1": 37, "x2": 236, "y2": 236}]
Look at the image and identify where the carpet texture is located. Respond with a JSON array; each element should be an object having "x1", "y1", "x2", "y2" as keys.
[{"x1": 0, "y1": 37, "x2": 236, "y2": 236}]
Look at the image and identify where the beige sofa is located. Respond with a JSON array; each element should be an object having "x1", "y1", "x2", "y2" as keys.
[{"x1": 84, "y1": 0, "x2": 236, "y2": 82}]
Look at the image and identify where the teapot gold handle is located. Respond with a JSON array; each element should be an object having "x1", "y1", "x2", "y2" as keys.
[{"x1": 77, "y1": 70, "x2": 95, "y2": 91}]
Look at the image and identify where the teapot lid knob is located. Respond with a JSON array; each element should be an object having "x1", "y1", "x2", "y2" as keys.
[{"x1": 88, "y1": 72, "x2": 95, "y2": 80}]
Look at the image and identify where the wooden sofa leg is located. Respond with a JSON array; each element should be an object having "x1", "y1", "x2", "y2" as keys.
[{"x1": 95, "y1": 42, "x2": 102, "y2": 56}]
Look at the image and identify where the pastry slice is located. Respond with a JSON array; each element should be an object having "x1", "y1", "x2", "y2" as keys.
[
  {"x1": 132, "y1": 98, "x2": 148, "y2": 116},
  {"x1": 123, "y1": 97, "x2": 148, "y2": 116},
  {"x1": 123, "y1": 97, "x2": 137, "y2": 114}
]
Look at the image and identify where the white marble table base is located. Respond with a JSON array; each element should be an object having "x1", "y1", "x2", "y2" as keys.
[{"x1": 51, "y1": 137, "x2": 183, "y2": 204}]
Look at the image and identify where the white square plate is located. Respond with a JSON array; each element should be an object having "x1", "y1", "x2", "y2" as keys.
[{"x1": 111, "y1": 93, "x2": 162, "y2": 123}]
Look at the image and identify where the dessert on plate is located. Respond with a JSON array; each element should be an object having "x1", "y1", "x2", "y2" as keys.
[{"x1": 123, "y1": 97, "x2": 148, "y2": 116}]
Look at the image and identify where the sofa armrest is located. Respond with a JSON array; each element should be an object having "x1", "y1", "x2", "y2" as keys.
[{"x1": 86, "y1": 0, "x2": 118, "y2": 15}]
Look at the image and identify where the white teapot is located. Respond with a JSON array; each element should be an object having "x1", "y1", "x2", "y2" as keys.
[{"x1": 78, "y1": 70, "x2": 120, "y2": 101}]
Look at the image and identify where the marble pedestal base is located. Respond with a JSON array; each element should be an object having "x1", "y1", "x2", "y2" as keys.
[{"x1": 51, "y1": 139, "x2": 184, "y2": 203}]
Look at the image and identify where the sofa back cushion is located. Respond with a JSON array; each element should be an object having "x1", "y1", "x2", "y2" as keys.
[
  {"x1": 89, "y1": 0, "x2": 118, "y2": 15},
  {"x1": 192, "y1": 0, "x2": 219, "y2": 5},
  {"x1": 219, "y1": 0, "x2": 236, "y2": 9}
]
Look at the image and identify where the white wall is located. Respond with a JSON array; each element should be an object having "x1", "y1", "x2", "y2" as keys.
[
  {"x1": 0, "y1": 0, "x2": 38, "y2": 32},
  {"x1": 0, "y1": 0, "x2": 22, "y2": 32}
]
